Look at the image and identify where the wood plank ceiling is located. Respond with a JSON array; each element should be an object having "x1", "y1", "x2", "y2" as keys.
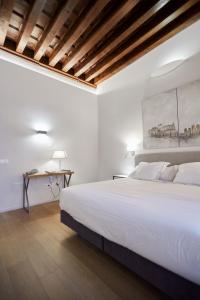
[{"x1": 0, "y1": 0, "x2": 200, "y2": 88}]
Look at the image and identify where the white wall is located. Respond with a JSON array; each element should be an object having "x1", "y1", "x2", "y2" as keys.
[
  {"x1": 98, "y1": 20, "x2": 200, "y2": 180},
  {"x1": 1, "y1": 20, "x2": 200, "y2": 212},
  {"x1": 0, "y1": 58, "x2": 98, "y2": 212}
]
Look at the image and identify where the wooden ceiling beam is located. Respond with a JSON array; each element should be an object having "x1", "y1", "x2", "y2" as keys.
[
  {"x1": 86, "y1": 0, "x2": 199, "y2": 82},
  {"x1": 49, "y1": 0, "x2": 111, "y2": 67},
  {"x1": 62, "y1": 0, "x2": 140, "y2": 72},
  {"x1": 74, "y1": 0, "x2": 169, "y2": 77},
  {"x1": 0, "y1": 0, "x2": 15, "y2": 46},
  {"x1": 0, "y1": 45, "x2": 96, "y2": 88},
  {"x1": 16, "y1": 0, "x2": 46, "y2": 53},
  {"x1": 94, "y1": 5, "x2": 200, "y2": 84},
  {"x1": 1, "y1": 0, "x2": 199, "y2": 87},
  {"x1": 34, "y1": 0, "x2": 79, "y2": 61}
]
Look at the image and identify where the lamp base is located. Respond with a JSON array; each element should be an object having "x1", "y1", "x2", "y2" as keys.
[{"x1": 58, "y1": 159, "x2": 61, "y2": 170}]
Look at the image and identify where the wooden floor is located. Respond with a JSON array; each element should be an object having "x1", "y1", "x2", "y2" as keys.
[{"x1": 0, "y1": 202, "x2": 170, "y2": 300}]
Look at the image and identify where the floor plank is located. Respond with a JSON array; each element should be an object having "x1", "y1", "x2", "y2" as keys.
[
  {"x1": 8, "y1": 260, "x2": 49, "y2": 300},
  {"x1": 40, "y1": 269, "x2": 86, "y2": 300},
  {"x1": 0, "y1": 202, "x2": 169, "y2": 300},
  {"x1": 0, "y1": 259, "x2": 15, "y2": 300}
]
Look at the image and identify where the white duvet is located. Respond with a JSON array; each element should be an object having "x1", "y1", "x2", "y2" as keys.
[{"x1": 60, "y1": 178, "x2": 200, "y2": 285}]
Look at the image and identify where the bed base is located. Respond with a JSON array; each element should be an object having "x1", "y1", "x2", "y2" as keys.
[{"x1": 61, "y1": 210, "x2": 200, "y2": 300}]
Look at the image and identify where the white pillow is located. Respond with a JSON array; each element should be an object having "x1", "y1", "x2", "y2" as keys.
[
  {"x1": 128, "y1": 162, "x2": 147, "y2": 178},
  {"x1": 129, "y1": 161, "x2": 169, "y2": 181},
  {"x1": 173, "y1": 162, "x2": 200, "y2": 186},
  {"x1": 159, "y1": 165, "x2": 178, "y2": 182}
]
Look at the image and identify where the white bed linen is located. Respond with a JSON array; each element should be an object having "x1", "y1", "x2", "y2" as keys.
[{"x1": 60, "y1": 178, "x2": 200, "y2": 285}]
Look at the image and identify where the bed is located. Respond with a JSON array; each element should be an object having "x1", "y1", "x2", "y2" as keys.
[{"x1": 60, "y1": 151, "x2": 200, "y2": 300}]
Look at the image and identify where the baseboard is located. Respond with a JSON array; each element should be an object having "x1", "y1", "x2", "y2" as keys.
[
  {"x1": 0, "y1": 204, "x2": 22, "y2": 213},
  {"x1": 0, "y1": 198, "x2": 58, "y2": 213}
]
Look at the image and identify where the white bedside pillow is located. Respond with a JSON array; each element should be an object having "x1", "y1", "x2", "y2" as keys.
[
  {"x1": 173, "y1": 162, "x2": 200, "y2": 186},
  {"x1": 128, "y1": 162, "x2": 147, "y2": 178},
  {"x1": 129, "y1": 161, "x2": 169, "y2": 181},
  {"x1": 159, "y1": 165, "x2": 178, "y2": 182}
]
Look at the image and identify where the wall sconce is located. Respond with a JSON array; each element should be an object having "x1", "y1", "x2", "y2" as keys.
[
  {"x1": 32, "y1": 127, "x2": 51, "y2": 145},
  {"x1": 126, "y1": 144, "x2": 135, "y2": 157},
  {"x1": 33, "y1": 129, "x2": 49, "y2": 144},
  {"x1": 36, "y1": 130, "x2": 47, "y2": 134}
]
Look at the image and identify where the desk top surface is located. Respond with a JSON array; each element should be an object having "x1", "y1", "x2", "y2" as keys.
[{"x1": 24, "y1": 171, "x2": 74, "y2": 178}]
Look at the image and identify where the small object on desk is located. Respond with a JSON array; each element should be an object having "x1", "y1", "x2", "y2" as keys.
[
  {"x1": 26, "y1": 169, "x2": 38, "y2": 175},
  {"x1": 113, "y1": 174, "x2": 128, "y2": 180},
  {"x1": 23, "y1": 170, "x2": 74, "y2": 214}
]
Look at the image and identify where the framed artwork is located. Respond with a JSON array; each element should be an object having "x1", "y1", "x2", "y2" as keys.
[
  {"x1": 142, "y1": 79, "x2": 200, "y2": 149},
  {"x1": 178, "y1": 80, "x2": 200, "y2": 147}
]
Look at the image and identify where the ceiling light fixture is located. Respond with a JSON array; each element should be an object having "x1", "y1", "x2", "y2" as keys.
[{"x1": 150, "y1": 59, "x2": 184, "y2": 78}]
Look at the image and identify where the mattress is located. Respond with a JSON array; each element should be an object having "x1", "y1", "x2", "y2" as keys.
[{"x1": 60, "y1": 178, "x2": 200, "y2": 285}]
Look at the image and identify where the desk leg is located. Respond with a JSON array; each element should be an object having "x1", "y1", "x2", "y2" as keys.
[
  {"x1": 67, "y1": 174, "x2": 72, "y2": 187},
  {"x1": 23, "y1": 176, "x2": 30, "y2": 214},
  {"x1": 64, "y1": 175, "x2": 66, "y2": 188},
  {"x1": 64, "y1": 174, "x2": 72, "y2": 188},
  {"x1": 23, "y1": 176, "x2": 25, "y2": 209}
]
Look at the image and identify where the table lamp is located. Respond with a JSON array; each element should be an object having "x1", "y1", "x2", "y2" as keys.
[{"x1": 52, "y1": 150, "x2": 67, "y2": 170}]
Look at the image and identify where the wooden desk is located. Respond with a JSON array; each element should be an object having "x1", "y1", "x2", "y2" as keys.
[{"x1": 23, "y1": 171, "x2": 74, "y2": 213}]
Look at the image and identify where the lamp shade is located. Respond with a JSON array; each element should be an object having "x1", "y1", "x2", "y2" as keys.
[{"x1": 52, "y1": 150, "x2": 67, "y2": 159}]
